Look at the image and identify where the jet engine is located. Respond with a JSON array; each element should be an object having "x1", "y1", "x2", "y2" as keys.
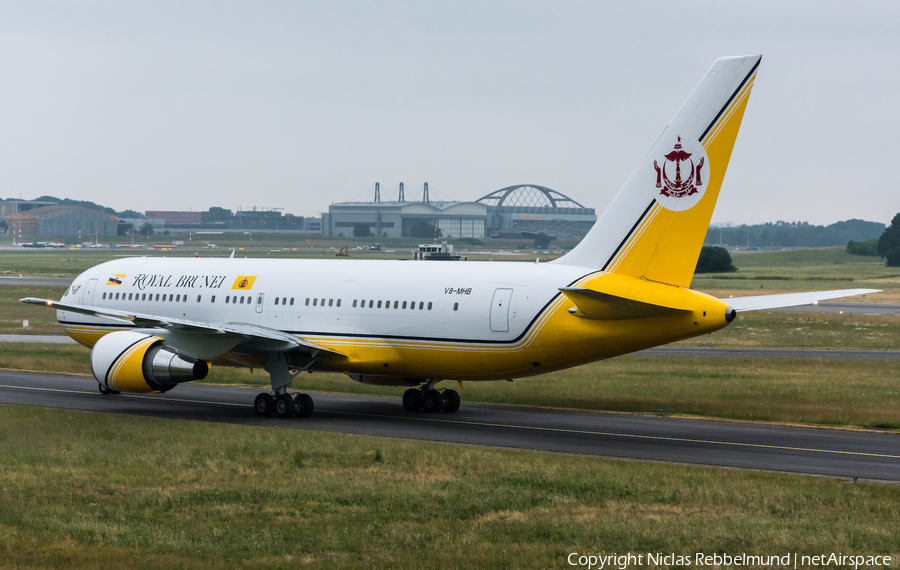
[{"x1": 90, "y1": 330, "x2": 209, "y2": 393}]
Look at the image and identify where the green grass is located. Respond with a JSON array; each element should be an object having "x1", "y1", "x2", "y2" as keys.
[
  {"x1": 0, "y1": 285, "x2": 68, "y2": 334},
  {"x1": 6, "y1": 343, "x2": 898, "y2": 429},
  {"x1": 693, "y1": 247, "x2": 900, "y2": 302},
  {"x1": 0, "y1": 405, "x2": 897, "y2": 569}
]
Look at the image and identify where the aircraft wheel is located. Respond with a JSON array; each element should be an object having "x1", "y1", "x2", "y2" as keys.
[
  {"x1": 402, "y1": 388, "x2": 422, "y2": 412},
  {"x1": 254, "y1": 393, "x2": 275, "y2": 417},
  {"x1": 98, "y1": 384, "x2": 120, "y2": 395},
  {"x1": 422, "y1": 389, "x2": 443, "y2": 413},
  {"x1": 442, "y1": 389, "x2": 461, "y2": 413},
  {"x1": 293, "y1": 393, "x2": 314, "y2": 418},
  {"x1": 275, "y1": 393, "x2": 295, "y2": 418}
]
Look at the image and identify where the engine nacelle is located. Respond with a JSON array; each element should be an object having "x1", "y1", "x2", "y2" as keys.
[{"x1": 90, "y1": 331, "x2": 209, "y2": 393}]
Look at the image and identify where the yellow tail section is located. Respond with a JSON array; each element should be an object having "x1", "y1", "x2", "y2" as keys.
[
  {"x1": 609, "y1": 75, "x2": 757, "y2": 287},
  {"x1": 556, "y1": 56, "x2": 761, "y2": 288}
]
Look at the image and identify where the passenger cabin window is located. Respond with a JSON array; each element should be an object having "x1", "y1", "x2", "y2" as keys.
[
  {"x1": 275, "y1": 297, "x2": 279, "y2": 305},
  {"x1": 225, "y1": 296, "x2": 230, "y2": 304},
  {"x1": 328, "y1": 299, "x2": 333, "y2": 307},
  {"x1": 196, "y1": 295, "x2": 201, "y2": 302},
  {"x1": 336, "y1": 299, "x2": 341, "y2": 307},
  {"x1": 393, "y1": 301, "x2": 398, "y2": 309},
  {"x1": 453, "y1": 302, "x2": 458, "y2": 311},
  {"x1": 305, "y1": 298, "x2": 310, "y2": 306},
  {"x1": 418, "y1": 302, "x2": 423, "y2": 310},
  {"x1": 102, "y1": 292, "x2": 107, "y2": 300},
  {"x1": 282, "y1": 297, "x2": 286, "y2": 305},
  {"x1": 353, "y1": 300, "x2": 358, "y2": 308},
  {"x1": 401, "y1": 301, "x2": 406, "y2": 309},
  {"x1": 290, "y1": 298, "x2": 294, "y2": 305},
  {"x1": 428, "y1": 302, "x2": 433, "y2": 310},
  {"x1": 377, "y1": 301, "x2": 382, "y2": 308},
  {"x1": 211, "y1": 295, "x2": 216, "y2": 303}
]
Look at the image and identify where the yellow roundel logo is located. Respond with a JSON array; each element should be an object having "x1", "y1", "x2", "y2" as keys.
[{"x1": 238, "y1": 278, "x2": 249, "y2": 289}]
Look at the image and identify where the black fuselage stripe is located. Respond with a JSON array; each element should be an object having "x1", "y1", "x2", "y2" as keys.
[
  {"x1": 601, "y1": 199, "x2": 656, "y2": 271},
  {"x1": 59, "y1": 270, "x2": 604, "y2": 348},
  {"x1": 698, "y1": 56, "x2": 760, "y2": 143}
]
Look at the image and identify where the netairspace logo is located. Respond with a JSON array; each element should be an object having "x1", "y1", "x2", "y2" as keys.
[{"x1": 567, "y1": 552, "x2": 892, "y2": 569}]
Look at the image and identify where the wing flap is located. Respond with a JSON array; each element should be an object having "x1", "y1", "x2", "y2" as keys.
[
  {"x1": 559, "y1": 287, "x2": 689, "y2": 320},
  {"x1": 723, "y1": 289, "x2": 881, "y2": 312}
]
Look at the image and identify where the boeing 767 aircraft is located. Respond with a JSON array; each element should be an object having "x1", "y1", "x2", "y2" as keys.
[{"x1": 22, "y1": 55, "x2": 877, "y2": 418}]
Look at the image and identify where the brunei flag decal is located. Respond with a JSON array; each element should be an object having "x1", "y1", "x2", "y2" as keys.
[
  {"x1": 232, "y1": 276, "x2": 257, "y2": 290},
  {"x1": 107, "y1": 274, "x2": 125, "y2": 285}
]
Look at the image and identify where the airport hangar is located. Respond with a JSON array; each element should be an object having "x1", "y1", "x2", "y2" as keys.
[{"x1": 322, "y1": 184, "x2": 597, "y2": 240}]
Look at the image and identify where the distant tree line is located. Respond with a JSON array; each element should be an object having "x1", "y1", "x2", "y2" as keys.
[{"x1": 706, "y1": 219, "x2": 884, "y2": 248}]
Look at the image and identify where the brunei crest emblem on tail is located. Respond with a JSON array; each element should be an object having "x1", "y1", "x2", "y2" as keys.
[{"x1": 653, "y1": 136, "x2": 704, "y2": 198}]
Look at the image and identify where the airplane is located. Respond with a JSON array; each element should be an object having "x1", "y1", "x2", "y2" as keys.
[{"x1": 21, "y1": 55, "x2": 878, "y2": 419}]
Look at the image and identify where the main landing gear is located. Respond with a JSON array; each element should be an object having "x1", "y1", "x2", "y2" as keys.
[
  {"x1": 253, "y1": 352, "x2": 316, "y2": 419},
  {"x1": 402, "y1": 383, "x2": 461, "y2": 414},
  {"x1": 98, "y1": 384, "x2": 121, "y2": 395},
  {"x1": 254, "y1": 391, "x2": 314, "y2": 419}
]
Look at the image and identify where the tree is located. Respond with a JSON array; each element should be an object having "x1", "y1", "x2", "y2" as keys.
[
  {"x1": 410, "y1": 222, "x2": 441, "y2": 238},
  {"x1": 118, "y1": 210, "x2": 146, "y2": 219},
  {"x1": 695, "y1": 246, "x2": 736, "y2": 273},
  {"x1": 138, "y1": 222, "x2": 154, "y2": 236},
  {"x1": 353, "y1": 223, "x2": 372, "y2": 238},
  {"x1": 877, "y1": 213, "x2": 900, "y2": 267}
]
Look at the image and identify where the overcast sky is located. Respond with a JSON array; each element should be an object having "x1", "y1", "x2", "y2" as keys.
[{"x1": 1, "y1": 1, "x2": 898, "y2": 225}]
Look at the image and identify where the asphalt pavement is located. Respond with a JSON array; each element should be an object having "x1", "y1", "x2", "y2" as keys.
[{"x1": 0, "y1": 370, "x2": 897, "y2": 481}]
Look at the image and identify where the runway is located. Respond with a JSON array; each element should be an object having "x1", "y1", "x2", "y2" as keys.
[
  {"x1": 1, "y1": 370, "x2": 897, "y2": 481},
  {"x1": 772, "y1": 301, "x2": 900, "y2": 316},
  {"x1": 0, "y1": 276, "x2": 74, "y2": 286}
]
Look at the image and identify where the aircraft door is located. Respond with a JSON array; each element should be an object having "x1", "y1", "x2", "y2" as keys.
[
  {"x1": 82, "y1": 278, "x2": 99, "y2": 306},
  {"x1": 490, "y1": 288, "x2": 513, "y2": 332},
  {"x1": 255, "y1": 293, "x2": 264, "y2": 314}
]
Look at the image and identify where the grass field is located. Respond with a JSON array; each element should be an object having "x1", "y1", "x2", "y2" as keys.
[
  {"x1": 0, "y1": 405, "x2": 897, "y2": 569},
  {"x1": 694, "y1": 247, "x2": 900, "y2": 302}
]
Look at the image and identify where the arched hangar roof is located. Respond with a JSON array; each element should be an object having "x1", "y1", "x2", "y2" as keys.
[{"x1": 475, "y1": 185, "x2": 586, "y2": 209}]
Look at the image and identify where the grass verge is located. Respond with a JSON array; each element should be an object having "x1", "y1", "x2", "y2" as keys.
[{"x1": 0, "y1": 405, "x2": 897, "y2": 569}]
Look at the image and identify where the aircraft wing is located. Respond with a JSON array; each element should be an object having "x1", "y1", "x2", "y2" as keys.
[
  {"x1": 19, "y1": 297, "x2": 342, "y2": 356},
  {"x1": 722, "y1": 289, "x2": 881, "y2": 312}
]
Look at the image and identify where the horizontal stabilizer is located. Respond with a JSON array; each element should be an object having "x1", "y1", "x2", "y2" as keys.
[
  {"x1": 724, "y1": 289, "x2": 881, "y2": 312},
  {"x1": 559, "y1": 287, "x2": 689, "y2": 320}
]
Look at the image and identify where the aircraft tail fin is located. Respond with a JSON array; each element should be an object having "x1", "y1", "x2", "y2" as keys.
[{"x1": 555, "y1": 55, "x2": 761, "y2": 288}]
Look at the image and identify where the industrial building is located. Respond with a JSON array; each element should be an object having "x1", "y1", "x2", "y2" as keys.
[
  {"x1": 325, "y1": 183, "x2": 596, "y2": 240},
  {"x1": 6, "y1": 205, "x2": 118, "y2": 238}
]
